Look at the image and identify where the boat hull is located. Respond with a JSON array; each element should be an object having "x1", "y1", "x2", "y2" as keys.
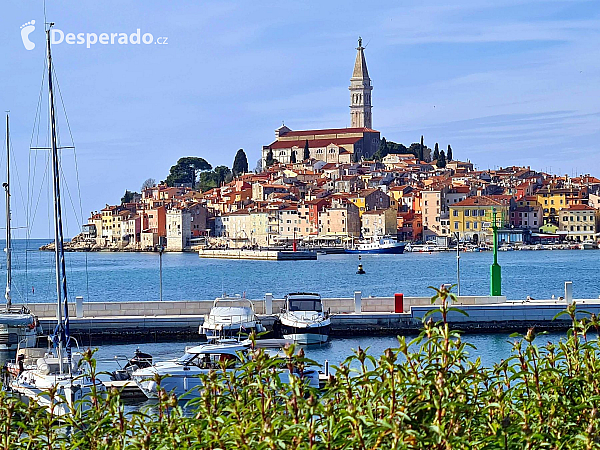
[
  {"x1": 345, "y1": 245, "x2": 405, "y2": 254},
  {"x1": 280, "y1": 324, "x2": 330, "y2": 344}
]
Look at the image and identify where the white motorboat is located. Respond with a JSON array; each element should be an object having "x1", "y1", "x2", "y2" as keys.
[
  {"x1": 199, "y1": 294, "x2": 265, "y2": 339},
  {"x1": 10, "y1": 25, "x2": 106, "y2": 415},
  {"x1": 581, "y1": 240, "x2": 598, "y2": 250},
  {"x1": 0, "y1": 114, "x2": 41, "y2": 351},
  {"x1": 131, "y1": 339, "x2": 320, "y2": 399},
  {"x1": 345, "y1": 236, "x2": 405, "y2": 254},
  {"x1": 279, "y1": 293, "x2": 330, "y2": 344}
]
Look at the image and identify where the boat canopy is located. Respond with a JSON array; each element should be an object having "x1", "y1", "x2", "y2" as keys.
[{"x1": 0, "y1": 313, "x2": 35, "y2": 327}]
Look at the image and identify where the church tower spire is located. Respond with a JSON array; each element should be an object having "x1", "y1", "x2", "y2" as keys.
[{"x1": 349, "y1": 37, "x2": 372, "y2": 128}]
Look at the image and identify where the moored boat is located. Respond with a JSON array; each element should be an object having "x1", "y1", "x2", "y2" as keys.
[
  {"x1": 199, "y1": 294, "x2": 265, "y2": 339},
  {"x1": 345, "y1": 236, "x2": 405, "y2": 254},
  {"x1": 10, "y1": 24, "x2": 106, "y2": 415},
  {"x1": 131, "y1": 339, "x2": 320, "y2": 399},
  {"x1": 279, "y1": 293, "x2": 330, "y2": 344}
]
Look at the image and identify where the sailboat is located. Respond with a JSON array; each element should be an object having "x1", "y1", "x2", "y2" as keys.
[
  {"x1": 0, "y1": 114, "x2": 41, "y2": 351},
  {"x1": 10, "y1": 24, "x2": 105, "y2": 415}
]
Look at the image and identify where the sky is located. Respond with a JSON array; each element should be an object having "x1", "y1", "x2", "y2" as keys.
[{"x1": 0, "y1": 0, "x2": 599, "y2": 238}]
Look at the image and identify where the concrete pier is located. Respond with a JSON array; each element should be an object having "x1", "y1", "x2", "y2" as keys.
[{"x1": 22, "y1": 286, "x2": 600, "y2": 342}]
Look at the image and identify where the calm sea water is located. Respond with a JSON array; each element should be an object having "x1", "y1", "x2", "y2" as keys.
[
  {"x1": 0, "y1": 239, "x2": 597, "y2": 382},
  {"x1": 2, "y1": 239, "x2": 599, "y2": 304}
]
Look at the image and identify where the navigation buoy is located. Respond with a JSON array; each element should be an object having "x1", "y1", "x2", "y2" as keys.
[{"x1": 356, "y1": 255, "x2": 365, "y2": 274}]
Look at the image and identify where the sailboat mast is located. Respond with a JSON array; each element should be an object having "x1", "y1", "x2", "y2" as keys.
[
  {"x1": 4, "y1": 114, "x2": 11, "y2": 309},
  {"x1": 47, "y1": 26, "x2": 70, "y2": 375}
]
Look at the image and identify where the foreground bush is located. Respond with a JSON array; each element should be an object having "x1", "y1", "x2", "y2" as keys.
[{"x1": 2, "y1": 286, "x2": 600, "y2": 449}]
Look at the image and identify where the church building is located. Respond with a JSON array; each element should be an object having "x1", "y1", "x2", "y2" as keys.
[{"x1": 262, "y1": 38, "x2": 380, "y2": 167}]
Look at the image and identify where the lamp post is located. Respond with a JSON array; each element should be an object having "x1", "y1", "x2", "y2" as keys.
[
  {"x1": 490, "y1": 208, "x2": 502, "y2": 296},
  {"x1": 455, "y1": 232, "x2": 461, "y2": 296},
  {"x1": 159, "y1": 243, "x2": 164, "y2": 301}
]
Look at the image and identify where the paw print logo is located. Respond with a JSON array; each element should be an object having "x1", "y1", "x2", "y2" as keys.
[{"x1": 20, "y1": 20, "x2": 36, "y2": 50}]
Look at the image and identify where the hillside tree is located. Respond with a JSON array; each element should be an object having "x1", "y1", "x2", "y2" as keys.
[
  {"x1": 265, "y1": 149, "x2": 275, "y2": 167},
  {"x1": 438, "y1": 150, "x2": 447, "y2": 168},
  {"x1": 141, "y1": 178, "x2": 156, "y2": 191},
  {"x1": 303, "y1": 140, "x2": 310, "y2": 161},
  {"x1": 433, "y1": 143, "x2": 440, "y2": 161},
  {"x1": 165, "y1": 157, "x2": 212, "y2": 189},
  {"x1": 447, "y1": 144, "x2": 453, "y2": 161},
  {"x1": 232, "y1": 149, "x2": 249, "y2": 177}
]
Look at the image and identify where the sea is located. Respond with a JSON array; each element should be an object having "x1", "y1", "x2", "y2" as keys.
[{"x1": 1, "y1": 239, "x2": 598, "y2": 390}]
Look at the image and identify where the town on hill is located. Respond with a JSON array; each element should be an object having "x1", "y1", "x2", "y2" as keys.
[{"x1": 64, "y1": 38, "x2": 600, "y2": 252}]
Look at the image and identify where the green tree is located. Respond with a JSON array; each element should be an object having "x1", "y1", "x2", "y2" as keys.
[
  {"x1": 447, "y1": 144, "x2": 453, "y2": 161},
  {"x1": 290, "y1": 150, "x2": 296, "y2": 164},
  {"x1": 198, "y1": 172, "x2": 219, "y2": 192},
  {"x1": 303, "y1": 140, "x2": 310, "y2": 160},
  {"x1": 214, "y1": 165, "x2": 232, "y2": 186},
  {"x1": 165, "y1": 157, "x2": 212, "y2": 189},
  {"x1": 379, "y1": 137, "x2": 389, "y2": 159},
  {"x1": 438, "y1": 149, "x2": 447, "y2": 168},
  {"x1": 433, "y1": 143, "x2": 440, "y2": 161},
  {"x1": 120, "y1": 190, "x2": 135, "y2": 204},
  {"x1": 419, "y1": 135, "x2": 424, "y2": 161},
  {"x1": 265, "y1": 149, "x2": 275, "y2": 167},
  {"x1": 232, "y1": 149, "x2": 249, "y2": 177}
]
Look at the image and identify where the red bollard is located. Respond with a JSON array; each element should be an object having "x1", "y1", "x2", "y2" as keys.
[{"x1": 394, "y1": 293, "x2": 404, "y2": 313}]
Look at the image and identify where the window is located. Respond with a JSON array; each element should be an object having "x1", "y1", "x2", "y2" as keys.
[
  {"x1": 472, "y1": 210, "x2": 478, "y2": 217},
  {"x1": 453, "y1": 210, "x2": 458, "y2": 217},
  {"x1": 465, "y1": 210, "x2": 470, "y2": 217},
  {"x1": 473, "y1": 222, "x2": 478, "y2": 229},
  {"x1": 454, "y1": 222, "x2": 459, "y2": 230},
  {"x1": 466, "y1": 222, "x2": 470, "y2": 229}
]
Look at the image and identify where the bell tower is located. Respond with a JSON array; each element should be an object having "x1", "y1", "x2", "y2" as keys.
[{"x1": 349, "y1": 37, "x2": 372, "y2": 128}]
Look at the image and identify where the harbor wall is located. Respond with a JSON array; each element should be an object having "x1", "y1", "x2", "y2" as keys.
[
  {"x1": 24, "y1": 292, "x2": 600, "y2": 341},
  {"x1": 24, "y1": 294, "x2": 508, "y2": 319}
]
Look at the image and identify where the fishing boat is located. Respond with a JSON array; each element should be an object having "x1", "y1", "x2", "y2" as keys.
[
  {"x1": 199, "y1": 294, "x2": 265, "y2": 339},
  {"x1": 0, "y1": 114, "x2": 41, "y2": 351},
  {"x1": 131, "y1": 339, "x2": 320, "y2": 399},
  {"x1": 279, "y1": 293, "x2": 330, "y2": 344},
  {"x1": 345, "y1": 236, "x2": 405, "y2": 254},
  {"x1": 10, "y1": 24, "x2": 105, "y2": 415}
]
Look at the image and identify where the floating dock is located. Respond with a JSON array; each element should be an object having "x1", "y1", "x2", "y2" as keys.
[{"x1": 198, "y1": 249, "x2": 317, "y2": 260}]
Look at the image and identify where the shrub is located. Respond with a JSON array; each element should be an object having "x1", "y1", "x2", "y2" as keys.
[{"x1": 2, "y1": 286, "x2": 600, "y2": 448}]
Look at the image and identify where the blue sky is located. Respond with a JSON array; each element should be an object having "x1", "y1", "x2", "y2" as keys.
[{"x1": 0, "y1": 0, "x2": 599, "y2": 238}]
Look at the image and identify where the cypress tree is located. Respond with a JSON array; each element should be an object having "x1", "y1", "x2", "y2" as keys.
[
  {"x1": 438, "y1": 150, "x2": 447, "y2": 168},
  {"x1": 265, "y1": 149, "x2": 275, "y2": 167},
  {"x1": 303, "y1": 140, "x2": 310, "y2": 160},
  {"x1": 290, "y1": 150, "x2": 296, "y2": 164},
  {"x1": 433, "y1": 143, "x2": 440, "y2": 161},
  {"x1": 419, "y1": 135, "x2": 424, "y2": 161},
  {"x1": 232, "y1": 149, "x2": 249, "y2": 176},
  {"x1": 447, "y1": 144, "x2": 453, "y2": 161}
]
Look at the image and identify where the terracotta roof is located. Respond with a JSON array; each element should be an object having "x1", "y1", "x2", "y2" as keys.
[
  {"x1": 268, "y1": 137, "x2": 362, "y2": 150},
  {"x1": 566, "y1": 204, "x2": 595, "y2": 211},
  {"x1": 453, "y1": 196, "x2": 503, "y2": 207},
  {"x1": 281, "y1": 127, "x2": 377, "y2": 137}
]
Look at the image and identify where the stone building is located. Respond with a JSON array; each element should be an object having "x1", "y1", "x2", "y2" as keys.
[{"x1": 261, "y1": 39, "x2": 379, "y2": 167}]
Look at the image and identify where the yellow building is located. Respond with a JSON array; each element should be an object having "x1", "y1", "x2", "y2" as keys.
[
  {"x1": 536, "y1": 187, "x2": 567, "y2": 225},
  {"x1": 449, "y1": 196, "x2": 508, "y2": 243}
]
